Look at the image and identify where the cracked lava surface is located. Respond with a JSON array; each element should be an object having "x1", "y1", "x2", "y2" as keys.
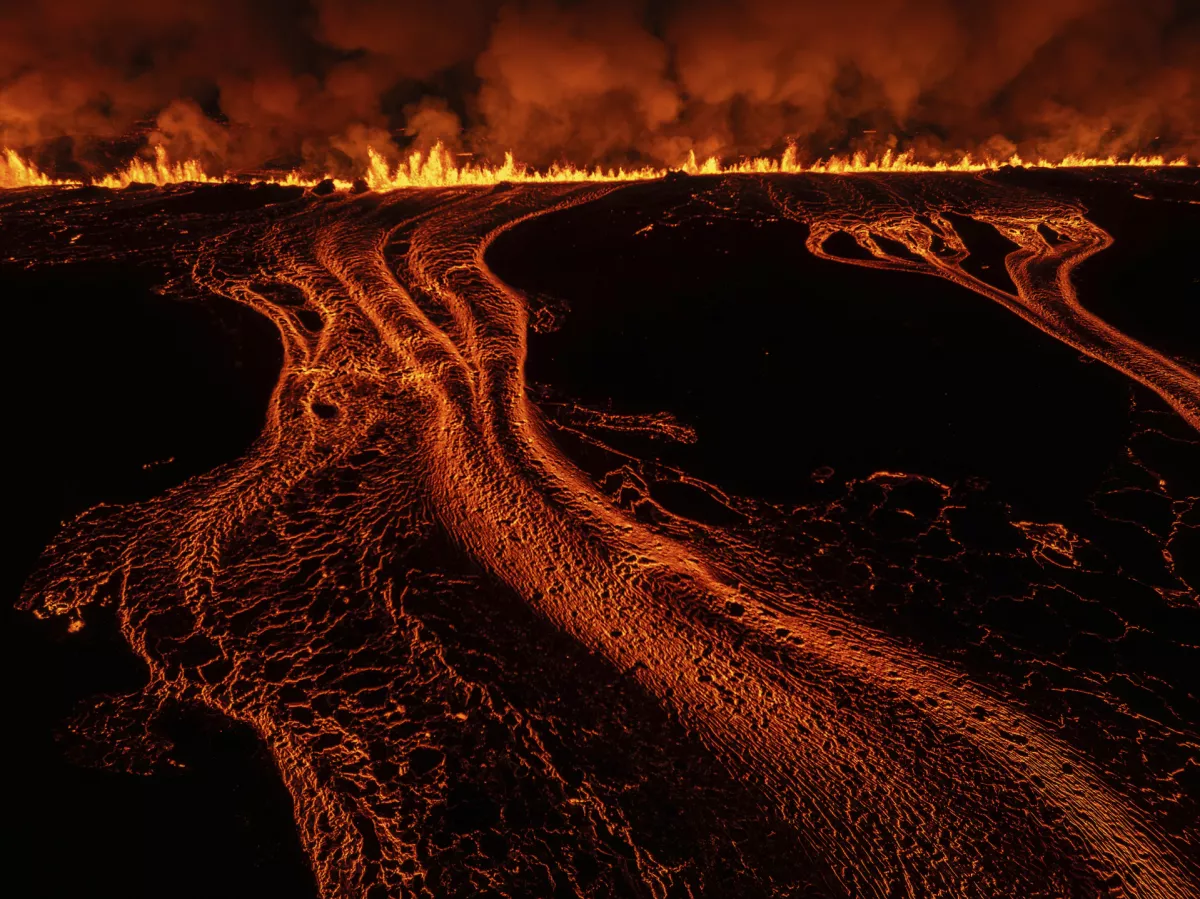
[{"x1": 4, "y1": 170, "x2": 1198, "y2": 898}]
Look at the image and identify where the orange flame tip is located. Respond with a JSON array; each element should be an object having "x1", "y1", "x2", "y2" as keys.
[{"x1": 1, "y1": 142, "x2": 1193, "y2": 192}]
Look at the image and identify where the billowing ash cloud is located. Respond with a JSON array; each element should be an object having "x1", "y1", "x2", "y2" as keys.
[{"x1": 1, "y1": 0, "x2": 1196, "y2": 174}]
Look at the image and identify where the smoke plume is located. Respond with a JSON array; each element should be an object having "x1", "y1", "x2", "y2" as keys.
[{"x1": 1, "y1": 0, "x2": 1196, "y2": 173}]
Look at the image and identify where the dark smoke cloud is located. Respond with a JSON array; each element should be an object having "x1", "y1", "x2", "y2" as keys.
[
  {"x1": 2, "y1": 0, "x2": 1196, "y2": 173},
  {"x1": 475, "y1": 1, "x2": 680, "y2": 163}
]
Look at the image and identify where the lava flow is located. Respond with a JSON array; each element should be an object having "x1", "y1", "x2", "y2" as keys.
[
  {"x1": 779, "y1": 177, "x2": 1200, "y2": 431},
  {"x1": 6, "y1": 171, "x2": 1199, "y2": 898},
  {"x1": 1, "y1": 141, "x2": 1192, "y2": 191}
]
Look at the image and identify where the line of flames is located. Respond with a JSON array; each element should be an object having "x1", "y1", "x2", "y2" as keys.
[
  {"x1": 1, "y1": 146, "x2": 351, "y2": 192},
  {"x1": 2, "y1": 142, "x2": 1192, "y2": 192}
]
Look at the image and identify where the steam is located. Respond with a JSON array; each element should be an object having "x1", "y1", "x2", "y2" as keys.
[{"x1": 2, "y1": 0, "x2": 1196, "y2": 174}]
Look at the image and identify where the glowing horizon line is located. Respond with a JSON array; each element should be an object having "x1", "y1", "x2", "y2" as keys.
[{"x1": 2, "y1": 142, "x2": 1193, "y2": 192}]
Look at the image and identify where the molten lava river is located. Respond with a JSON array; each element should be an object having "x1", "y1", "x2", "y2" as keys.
[{"x1": 3, "y1": 169, "x2": 1198, "y2": 898}]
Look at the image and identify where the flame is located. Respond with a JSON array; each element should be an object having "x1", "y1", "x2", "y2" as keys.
[
  {"x1": 94, "y1": 145, "x2": 226, "y2": 189},
  {"x1": 358, "y1": 143, "x2": 1193, "y2": 188},
  {"x1": 1, "y1": 149, "x2": 64, "y2": 188},
  {"x1": 93, "y1": 145, "x2": 358, "y2": 189},
  {"x1": 364, "y1": 144, "x2": 661, "y2": 189},
  {"x1": 0, "y1": 144, "x2": 350, "y2": 191},
  {"x1": 1032, "y1": 152, "x2": 1189, "y2": 168},
  {"x1": 0, "y1": 141, "x2": 1192, "y2": 191},
  {"x1": 681, "y1": 146, "x2": 997, "y2": 174},
  {"x1": 681, "y1": 147, "x2": 1191, "y2": 174}
]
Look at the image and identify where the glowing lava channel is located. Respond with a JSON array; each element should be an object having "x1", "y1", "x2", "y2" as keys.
[
  {"x1": 776, "y1": 177, "x2": 1200, "y2": 432},
  {"x1": 8, "y1": 173, "x2": 1196, "y2": 898}
]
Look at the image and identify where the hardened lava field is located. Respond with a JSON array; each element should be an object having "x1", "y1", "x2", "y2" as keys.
[{"x1": 4, "y1": 168, "x2": 1199, "y2": 898}]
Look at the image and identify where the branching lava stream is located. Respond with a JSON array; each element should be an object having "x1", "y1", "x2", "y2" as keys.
[{"x1": 6, "y1": 172, "x2": 1198, "y2": 897}]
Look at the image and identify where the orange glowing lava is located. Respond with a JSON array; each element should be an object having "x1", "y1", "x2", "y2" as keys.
[
  {"x1": 0, "y1": 142, "x2": 1192, "y2": 191},
  {"x1": 7, "y1": 171, "x2": 1197, "y2": 897},
  {"x1": 94, "y1": 145, "x2": 225, "y2": 189},
  {"x1": 787, "y1": 184, "x2": 1200, "y2": 431},
  {"x1": 1, "y1": 148, "x2": 60, "y2": 188}
]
